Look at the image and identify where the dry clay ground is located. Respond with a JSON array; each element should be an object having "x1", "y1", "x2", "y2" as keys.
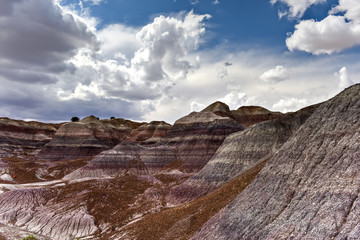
[{"x1": 0, "y1": 150, "x2": 267, "y2": 240}]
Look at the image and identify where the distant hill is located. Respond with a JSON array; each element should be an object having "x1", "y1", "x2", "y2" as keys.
[{"x1": 0, "y1": 84, "x2": 359, "y2": 240}]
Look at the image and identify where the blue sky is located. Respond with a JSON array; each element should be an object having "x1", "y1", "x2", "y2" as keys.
[
  {"x1": 82, "y1": 0, "x2": 294, "y2": 48},
  {"x1": 0, "y1": 0, "x2": 359, "y2": 123}
]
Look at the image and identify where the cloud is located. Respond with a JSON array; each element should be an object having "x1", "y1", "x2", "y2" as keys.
[
  {"x1": 272, "y1": 97, "x2": 308, "y2": 112},
  {"x1": 1, "y1": 0, "x2": 358, "y2": 124},
  {"x1": 219, "y1": 92, "x2": 248, "y2": 110},
  {"x1": 82, "y1": 0, "x2": 104, "y2": 5},
  {"x1": 284, "y1": 0, "x2": 360, "y2": 55},
  {"x1": 190, "y1": 0, "x2": 199, "y2": 5},
  {"x1": 0, "y1": 76, "x2": 144, "y2": 122},
  {"x1": 270, "y1": 0, "x2": 325, "y2": 18},
  {"x1": 337, "y1": 67, "x2": 354, "y2": 89},
  {"x1": 98, "y1": 24, "x2": 141, "y2": 62},
  {"x1": 132, "y1": 11, "x2": 210, "y2": 83},
  {"x1": 260, "y1": 65, "x2": 288, "y2": 83},
  {"x1": 213, "y1": 0, "x2": 220, "y2": 5},
  {"x1": 0, "y1": 0, "x2": 98, "y2": 84},
  {"x1": 190, "y1": 101, "x2": 206, "y2": 112},
  {"x1": 286, "y1": 15, "x2": 360, "y2": 55},
  {"x1": 61, "y1": 11, "x2": 211, "y2": 103},
  {"x1": 4, "y1": 7, "x2": 210, "y2": 122},
  {"x1": 330, "y1": 0, "x2": 360, "y2": 24}
]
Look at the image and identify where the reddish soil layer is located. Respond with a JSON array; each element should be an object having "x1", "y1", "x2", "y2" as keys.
[
  {"x1": 1, "y1": 154, "x2": 92, "y2": 184},
  {"x1": 115, "y1": 159, "x2": 267, "y2": 240}
]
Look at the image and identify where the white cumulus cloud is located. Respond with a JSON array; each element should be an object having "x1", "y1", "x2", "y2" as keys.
[
  {"x1": 330, "y1": 0, "x2": 360, "y2": 23},
  {"x1": 285, "y1": 0, "x2": 360, "y2": 55},
  {"x1": 272, "y1": 98, "x2": 308, "y2": 113},
  {"x1": 260, "y1": 65, "x2": 288, "y2": 83},
  {"x1": 219, "y1": 92, "x2": 248, "y2": 110},
  {"x1": 1, "y1": 0, "x2": 358, "y2": 123},
  {"x1": 286, "y1": 15, "x2": 360, "y2": 55},
  {"x1": 98, "y1": 24, "x2": 141, "y2": 63},
  {"x1": 61, "y1": 11, "x2": 211, "y2": 102},
  {"x1": 0, "y1": 0, "x2": 212, "y2": 122}
]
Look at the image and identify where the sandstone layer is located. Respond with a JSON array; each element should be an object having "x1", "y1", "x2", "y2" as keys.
[
  {"x1": 201, "y1": 101, "x2": 283, "y2": 127},
  {"x1": 126, "y1": 121, "x2": 172, "y2": 142},
  {"x1": 37, "y1": 116, "x2": 134, "y2": 161},
  {"x1": 0, "y1": 118, "x2": 59, "y2": 150},
  {"x1": 0, "y1": 85, "x2": 359, "y2": 240},
  {"x1": 231, "y1": 105, "x2": 283, "y2": 127},
  {"x1": 192, "y1": 84, "x2": 360, "y2": 239},
  {"x1": 168, "y1": 104, "x2": 318, "y2": 204},
  {"x1": 66, "y1": 111, "x2": 244, "y2": 179}
]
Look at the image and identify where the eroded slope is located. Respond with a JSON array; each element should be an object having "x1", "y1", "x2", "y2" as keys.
[
  {"x1": 168, "y1": 104, "x2": 318, "y2": 204},
  {"x1": 192, "y1": 84, "x2": 360, "y2": 239}
]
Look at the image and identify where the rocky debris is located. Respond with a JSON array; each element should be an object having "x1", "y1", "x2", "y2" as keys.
[
  {"x1": 168, "y1": 104, "x2": 318, "y2": 204},
  {"x1": 126, "y1": 121, "x2": 172, "y2": 142},
  {"x1": 65, "y1": 111, "x2": 244, "y2": 180},
  {"x1": 0, "y1": 118, "x2": 60, "y2": 150},
  {"x1": 0, "y1": 174, "x2": 13, "y2": 182},
  {"x1": 192, "y1": 84, "x2": 360, "y2": 239},
  {"x1": 37, "y1": 116, "x2": 133, "y2": 161}
]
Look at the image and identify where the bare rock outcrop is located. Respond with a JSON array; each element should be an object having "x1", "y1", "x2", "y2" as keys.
[
  {"x1": 192, "y1": 84, "x2": 360, "y2": 239},
  {"x1": 231, "y1": 105, "x2": 283, "y2": 127},
  {"x1": 0, "y1": 174, "x2": 159, "y2": 240},
  {"x1": 0, "y1": 187, "x2": 98, "y2": 240},
  {"x1": 99, "y1": 117, "x2": 144, "y2": 130},
  {"x1": 37, "y1": 116, "x2": 132, "y2": 161},
  {"x1": 168, "y1": 104, "x2": 318, "y2": 204},
  {"x1": 65, "y1": 111, "x2": 244, "y2": 179},
  {"x1": 126, "y1": 121, "x2": 172, "y2": 142},
  {"x1": 0, "y1": 118, "x2": 59, "y2": 150},
  {"x1": 201, "y1": 101, "x2": 283, "y2": 127},
  {"x1": 165, "y1": 111, "x2": 244, "y2": 170},
  {"x1": 0, "y1": 119, "x2": 60, "y2": 182},
  {"x1": 201, "y1": 101, "x2": 232, "y2": 118},
  {"x1": 37, "y1": 122, "x2": 110, "y2": 161}
]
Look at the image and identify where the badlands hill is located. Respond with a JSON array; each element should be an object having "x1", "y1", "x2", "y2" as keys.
[{"x1": 0, "y1": 84, "x2": 359, "y2": 240}]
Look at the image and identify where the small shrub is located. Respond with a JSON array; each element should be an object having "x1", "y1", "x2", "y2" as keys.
[
  {"x1": 22, "y1": 235, "x2": 38, "y2": 240},
  {"x1": 110, "y1": 116, "x2": 115, "y2": 119},
  {"x1": 71, "y1": 116, "x2": 80, "y2": 122}
]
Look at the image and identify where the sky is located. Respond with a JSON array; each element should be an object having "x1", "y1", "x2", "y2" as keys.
[{"x1": 0, "y1": 0, "x2": 359, "y2": 123}]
